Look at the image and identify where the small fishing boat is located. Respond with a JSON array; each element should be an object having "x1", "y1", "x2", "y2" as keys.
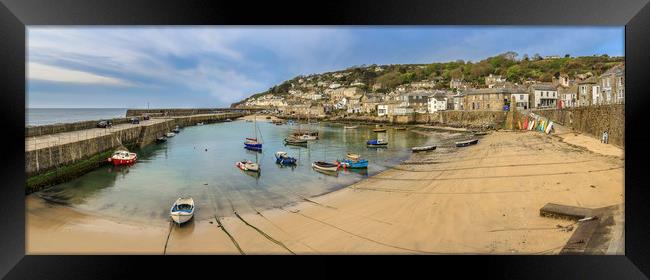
[
  {"x1": 236, "y1": 160, "x2": 260, "y2": 172},
  {"x1": 107, "y1": 150, "x2": 137, "y2": 166},
  {"x1": 455, "y1": 139, "x2": 479, "y2": 147},
  {"x1": 275, "y1": 151, "x2": 297, "y2": 165},
  {"x1": 196, "y1": 122, "x2": 204, "y2": 126},
  {"x1": 284, "y1": 137, "x2": 308, "y2": 146},
  {"x1": 338, "y1": 158, "x2": 369, "y2": 169},
  {"x1": 170, "y1": 197, "x2": 194, "y2": 225},
  {"x1": 166, "y1": 132, "x2": 176, "y2": 137},
  {"x1": 411, "y1": 145, "x2": 437, "y2": 152},
  {"x1": 312, "y1": 161, "x2": 339, "y2": 172},
  {"x1": 344, "y1": 125, "x2": 359, "y2": 129},
  {"x1": 367, "y1": 139, "x2": 388, "y2": 147},
  {"x1": 172, "y1": 126, "x2": 181, "y2": 133},
  {"x1": 155, "y1": 136, "x2": 167, "y2": 143},
  {"x1": 373, "y1": 128, "x2": 387, "y2": 132},
  {"x1": 473, "y1": 131, "x2": 489, "y2": 136},
  {"x1": 225, "y1": 119, "x2": 232, "y2": 122},
  {"x1": 297, "y1": 134, "x2": 317, "y2": 141},
  {"x1": 346, "y1": 153, "x2": 361, "y2": 161},
  {"x1": 394, "y1": 126, "x2": 407, "y2": 130}
]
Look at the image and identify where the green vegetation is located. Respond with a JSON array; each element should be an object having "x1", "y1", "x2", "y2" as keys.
[{"x1": 231, "y1": 52, "x2": 623, "y2": 107}]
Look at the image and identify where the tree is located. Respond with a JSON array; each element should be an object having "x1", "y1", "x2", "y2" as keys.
[
  {"x1": 533, "y1": 53, "x2": 542, "y2": 61},
  {"x1": 564, "y1": 54, "x2": 571, "y2": 58}
]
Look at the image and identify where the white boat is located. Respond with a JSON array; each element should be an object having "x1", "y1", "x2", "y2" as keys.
[
  {"x1": 297, "y1": 134, "x2": 317, "y2": 141},
  {"x1": 170, "y1": 197, "x2": 195, "y2": 224},
  {"x1": 312, "y1": 161, "x2": 339, "y2": 172},
  {"x1": 346, "y1": 153, "x2": 361, "y2": 161},
  {"x1": 166, "y1": 132, "x2": 176, "y2": 137},
  {"x1": 236, "y1": 160, "x2": 260, "y2": 172},
  {"x1": 344, "y1": 125, "x2": 359, "y2": 129},
  {"x1": 197, "y1": 122, "x2": 204, "y2": 126}
]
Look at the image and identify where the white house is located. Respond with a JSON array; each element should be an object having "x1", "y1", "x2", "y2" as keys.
[
  {"x1": 512, "y1": 92, "x2": 530, "y2": 110},
  {"x1": 530, "y1": 83, "x2": 558, "y2": 108},
  {"x1": 377, "y1": 104, "x2": 389, "y2": 117},
  {"x1": 427, "y1": 95, "x2": 447, "y2": 113},
  {"x1": 393, "y1": 106, "x2": 414, "y2": 116}
]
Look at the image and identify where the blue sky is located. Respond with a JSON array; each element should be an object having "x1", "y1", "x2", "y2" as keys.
[{"x1": 27, "y1": 26, "x2": 624, "y2": 108}]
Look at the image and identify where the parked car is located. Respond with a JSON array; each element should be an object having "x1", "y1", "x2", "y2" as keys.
[
  {"x1": 143, "y1": 114, "x2": 150, "y2": 120},
  {"x1": 130, "y1": 117, "x2": 140, "y2": 124},
  {"x1": 97, "y1": 120, "x2": 113, "y2": 128}
]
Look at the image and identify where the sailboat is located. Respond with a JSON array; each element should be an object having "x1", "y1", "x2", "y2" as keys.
[{"x1": 244, "y1": 115, "x2": 263, "y2": 151}]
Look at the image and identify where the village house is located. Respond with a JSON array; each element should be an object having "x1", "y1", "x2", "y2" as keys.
[
  {"x1": 393, "y1": 106, "x2": 415, "y2": 116},
  {"x1": 530, "y1": 83, "x2": 559, "y2": 109},
  {"x1": 598, "y1": 64, "x2": 625, "y2": 104},
  {"x1": 462, "y1": 87, "x2": 523, "y2": 111},
  {"x1": 450, "y1": 78, "x2": 467, "y2": 90},
  {"x1": 558, "y1": 84, "x2": 578, "y2": 109},
  {"x1": 409, "y1": 80, "x2": 436, "y2": 89},
  {"x1": 577, "y1": 77, "x2": 598, "y2": 107},
  {"x1": 400, "y1": 90, "x2": 433, "y2": 113},
  {"x1": 512, "y1": 91, "x2": 530, "y2": 110},
  {"x1": 360, "y1": 95, "x2": 381, "y2": 115},
  {"x1": 552, "y1": 73, "x2": 571, "y2": 88},
  {"x1": 427, "y1": 92, "x2": 448, "y2": 113},
  {"x1": 485, "y1": 74, "x2": 505, "y2": 87},
  {"x1": 452, "y1": 93, "x2": 465, "y2": 110},
  {"x1": 376, "y1": 101, "x2": 403, "y2": 117}
]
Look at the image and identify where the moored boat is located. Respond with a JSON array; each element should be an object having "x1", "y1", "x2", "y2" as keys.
[
  {"x1": 367, "y1": 139, "x2": 388, "y2": 147},
  {"x1": 225, "y1": 119, "x2": 232, "y2": 122},
  {"x1": 284, "y1": 137, "x2": 308, "y2": 146},
  {"x1": 455, "y1": 139, "x2": 479, "y2": 147},
  {"x1": 297, "y1": 134, "x2": 317, "y2": 141},
  {"x1": 411, "y1": 145, "x2": 437, "y2": 152},
  {"x1": 166, "y1": 132, "x2": 176, "y2": 137},
  {"x1": 170, "y1": 197, "x2": 194, "y2": 225},
  {"x1": 394, "y1": 126, "x2": 407, "y2": 130},
  {"x1": 236, "y1": 160, "x2": 260, "y2": 172},
  {"x1": 312, "y1": 161, "x2": 339, "y2": 172},
  {"x1": 344, "y1": 125, "x2": 359, "y2": 129},
  {"x1": 373, "y1": 128, "x2": 387, "y2": 132},
  {"x1": 338, "y1": 158, "x2": 368, "y2": 169},
  {"x1": 346, "y1": 153, "x2": 361, "y2": 161},
  {"x1": 172, "y1": 126, "x2": 181, "y2": 133},
  {"x1": 473, "y1": 131, "x2": 489, "y2": 136},
  {"x1": 107, "y1": 150, "x2": 137, "y2": 166},
  {"x1": 155, "y1": 136, "x2": 167, "y2": 143},
  {"x1": 275, "y1": 151, "x2": 297, "y2": 165},
  {"x1": 196, "y1": 122, "x2": 204, "y2": 126}
]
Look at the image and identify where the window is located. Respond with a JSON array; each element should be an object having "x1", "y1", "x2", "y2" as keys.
[{"x1": 520, "y1": 95, "x2": 524, "y2": 100}]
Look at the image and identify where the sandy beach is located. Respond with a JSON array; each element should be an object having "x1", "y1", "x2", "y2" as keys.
[{"x1": 27, "y1": 127, "x2": 624, "y2": 254}]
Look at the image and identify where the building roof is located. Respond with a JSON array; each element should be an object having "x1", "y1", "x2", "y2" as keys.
[
  {"x1": 464, "y1": 87, "x2": 526, "y2": 95},
  {"x1": 601, "y1": 64, "x2": 624, "y2": 77},
  {"x1": 578, "y1": 76, "x2": 597, "y2": 84},
  {"x1": 530, "y1": 83, "x2": 557, "y2": 91}
]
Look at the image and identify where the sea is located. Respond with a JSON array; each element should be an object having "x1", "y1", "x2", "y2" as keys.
[{"x1": 26, "y1": 108, "x2": 128, "y2": 126}]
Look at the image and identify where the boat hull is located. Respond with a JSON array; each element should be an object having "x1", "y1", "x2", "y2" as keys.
[
  {"x1": 312, "y1": 162, "x2": 339, "y2": 172},
  {"x1": 171, "y1": 212, "x2": 193, "y2": 224},
  {"x1": 339, "y1": 159, "x2": 368, "y2": 169},
  {"x1": 412, "y1": 145, "x2": 437, "y2": 152},
  {"x1": 455, "y1": 139, "x2": 479, "y2": 147}
]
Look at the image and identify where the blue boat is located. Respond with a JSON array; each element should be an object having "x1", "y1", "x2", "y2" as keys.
[
  {"x1": 244, "y1": 145, "x2": 262, "y2": 152},
  {"x1": 339, "y1": 158, "x2": 368, "y2": 169},
  {"x1": 367, "y1": 139, "x2": 388, "y2": 147},
  {"x1": 275, "y1": 151, "x2": 297, "y2": 165}
]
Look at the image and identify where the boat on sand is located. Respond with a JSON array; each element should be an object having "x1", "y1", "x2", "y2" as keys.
[
  {"x1": 170, "y1": 197, "x2": 194, "y2": 225},
  {"x1": 411, "y1": 145, "x2": 437, "y2": 152},
  {"x1": 455, "y1": 139, "x2": 479, "y2": 147}
]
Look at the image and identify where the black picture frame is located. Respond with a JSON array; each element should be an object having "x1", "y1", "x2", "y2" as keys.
[{"x1": 1, "y1": 0, "x2": 649, "y2": 278}]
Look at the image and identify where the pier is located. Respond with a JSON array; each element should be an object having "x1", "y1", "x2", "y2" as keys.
[{"x1": 25, "y1": 112, "x2": 243, "y2": 192}]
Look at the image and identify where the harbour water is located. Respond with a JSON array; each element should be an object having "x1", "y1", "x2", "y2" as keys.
[
  {"x1": 35, "y1": 120, "x2": 440, "y2": 222},
  {"x1": 27, "y1": 108, "x2": 128, "y2": 126}
]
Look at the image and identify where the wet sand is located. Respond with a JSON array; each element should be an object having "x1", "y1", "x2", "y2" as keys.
[{"x1": 27, "y1": 127, "x2": 624, "y2": 254}]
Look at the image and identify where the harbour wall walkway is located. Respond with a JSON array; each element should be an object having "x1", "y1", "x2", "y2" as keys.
[{"x1": 25, "y1": 112, "x2": 242, "y2": 192}]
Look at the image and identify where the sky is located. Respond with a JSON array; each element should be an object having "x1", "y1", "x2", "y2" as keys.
[{"x1": 27, "y1": 26, "x2": 624, "y2": 108}]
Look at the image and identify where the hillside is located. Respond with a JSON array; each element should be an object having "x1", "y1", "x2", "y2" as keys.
[{"x1": 231, "y1": 52, "x2": 623, "y2": 107}]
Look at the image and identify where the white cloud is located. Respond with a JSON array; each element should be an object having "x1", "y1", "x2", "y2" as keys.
[{"x1": 28, "y1": 62, "x2": 132, "y2": 86}]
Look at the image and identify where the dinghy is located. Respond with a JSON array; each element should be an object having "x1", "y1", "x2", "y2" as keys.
[
  {"x1": 284, "y1": 137, "x2": 308, "y2": 146},
  {"x1": 411, "y1": 145, "x2": 437, "y2": 152},
  {"x1": 275, "y1": 151, "x2": 297, "y2": 165},
  {"x1": 338, "y1": 158, "x2": 368, "y2": 169},
  {"x1": 344, "y1": 125, "x2": 359, "y2": 129},
  {"x1": 312, "y1": 161, "x2": 339, "y2": 172},
  {"x1": 455, "y1": 139, "x2": 479, "y2": 147},
  {"x1": 346, "y1": 153, "x2": 361, "y2": 161},
  {"x1": 473, "y1": 131, "x2": 489, "y2": 136},
  {"x1": 297, "y1": 134, "x2": 317, "y2": 141},
  {"x1": 166, "y1": 132, "x2": 176, "y2": 137},
  {"x1": 373, "y1": 128, "x2": 387, "y2": 132},
  {"x1": 196, "y1": 122, "x2": 204, "y2": 126},
  {"x1": 107, "y1": 150, "x2": 137, "y2": 166},
  {"x1": 367, "y1": 139, "x2": 388, "y2": 147},
  {"x1": 170, "y1": 197, "x2": 194, "y2": 225},
  {"x1": 172, "y1": 126, "x2": 181, "y2": 133},
  {"x1": 236, "y1": 160, "x2": 260, "y2": 172},
  {"x1": 394, "y1": 126, "x2": 407, "y2": 130},
  {"x1": 155, "y1": 136, "x2": 167, "y2": 144}
]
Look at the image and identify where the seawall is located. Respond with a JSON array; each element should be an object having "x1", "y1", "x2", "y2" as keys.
[
  {"x1": 532, "y1": 104, "x2": 624, "y2": 147},
  {"x1": 25, "y1": 113, "x2": 242, "y2": 193},
  {"x1": 292, "y1": 111, "x2": 507, "y2": 129}
]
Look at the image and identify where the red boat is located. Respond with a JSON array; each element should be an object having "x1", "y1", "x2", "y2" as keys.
[{"x1": 107, "y1": 150, "x2": 137, "y2": 166}]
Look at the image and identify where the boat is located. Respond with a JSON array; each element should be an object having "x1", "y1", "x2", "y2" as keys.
[
  {"x1": 373, "y1": 128, "x2": 387, "y2": 132},
  {"x1": 196, "y1": 122, "x2": 204, "y2": 126},
  {"x1": 473, "y1": 131, "x2": 489, "y2": 136},
  {"x1": 344, "y1": 125, "x2": 359, "y2": 129},
  {"x1": 284, "y1": 137, "x2": 308, "y2": 146},
  {"x1": 394, "y1": 126, "x2": 407, "y2": 130},
  {"x1": 367, "y1": 139, "x2": 388, "y2": 147},
  {"x1": 236, "y1": 160, "x2": 260, "y2": 172},
  {"x1": 312, "y1": 161, "x2": 339, "y2": 172},
  {"x1": 266, "y1": 116, "x2": 272, "y2": 120},
  {"x1": 346, "y1": 153, "x2": 361, "y2": 161},
  {"x1": 246, "y1": 120, "x2": 253, "y2": 122},
  {"x1": 411, "y1": 145, "x2": 437, "y2": 152},
  {"x1": 338, "y1": 158, "x2": 369, "y2": 169},
  {"x1": 455, "y1": 139, "x2": 479, "y2": 147},
  {"x1": 225, "y1": 119, "x2": 232, "y2": 122},
  {"x1": 166, "y1": 132, "x2": 176, "y2": 137},
  {"x1": 275, "y1": 151, "x2": 297, "y2": 165},
  {"x1": 170, "y1": 197, "x2": 194, "y2": 225},
  {"x1": 172, "y1": 126, "x2": 181, "y2": 133},
  {"x1": 107, "y1": 150, "x2": 137, "y2": 166},
  {"x1": 244, "y1": 116, "x2": 263, "y2": 151},
  {"x1": 297, "y1": 134, "x2": 317, "y2": 141},
  {"x1": 155, "y1": 136, "x2": 167, "y2": 143}
]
